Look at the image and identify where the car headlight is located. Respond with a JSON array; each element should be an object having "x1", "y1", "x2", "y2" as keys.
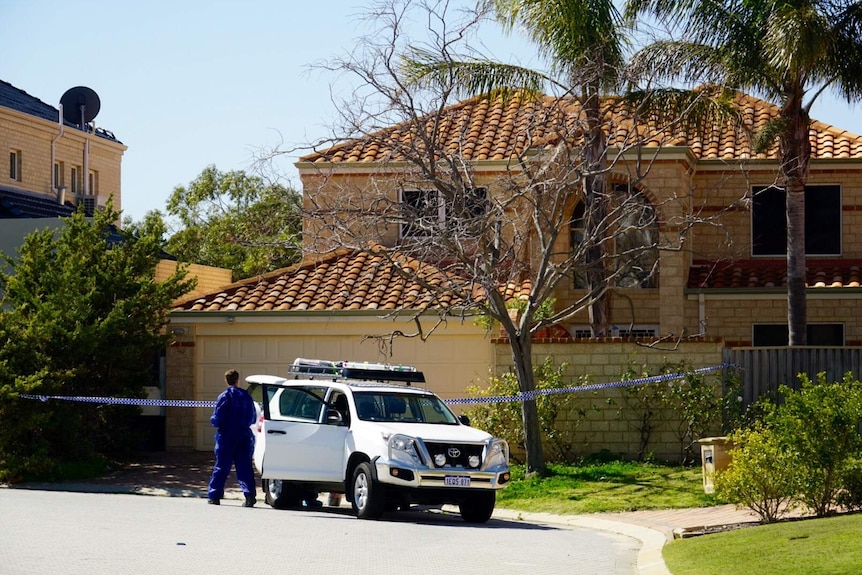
[
  {"x1": 388, "y1": 433, "x2": 421, "y2": 465},
  {"x1": 482, "y1": 439, "x2": 509, "y2": 470}
]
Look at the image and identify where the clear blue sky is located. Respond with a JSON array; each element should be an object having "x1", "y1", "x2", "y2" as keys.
[{"x1": 4, "y1": 0, "x2": 861, "y2": 223}]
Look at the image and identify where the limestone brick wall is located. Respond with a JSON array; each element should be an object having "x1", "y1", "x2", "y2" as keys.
[
  {"x1": 1, "y1": 107, "x2": 125, "y2": 211},
  {"x1": 156, "y1": 260, "x2": 233, "y2": 300},
  {"x1": 491, "y1": 339, "x2": 726, "y2": 462},
  {"x1": 165, "y1": 325, "x2": 196, "y2": 451},
  {"x1": 699, "y1": 295, "x2": 862, "y2": 346}
]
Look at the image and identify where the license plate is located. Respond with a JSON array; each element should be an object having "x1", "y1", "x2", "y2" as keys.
[{"x1": 444, "y1": 475, "x2": 471, "y2": 487}]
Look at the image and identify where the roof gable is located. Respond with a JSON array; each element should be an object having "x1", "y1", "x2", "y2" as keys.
[{"x1": 300, "y1": 92, "x2": 862, "y2": 165}]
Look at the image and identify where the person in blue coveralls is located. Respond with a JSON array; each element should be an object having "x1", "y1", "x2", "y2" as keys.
[{"x1": 207, "y1": 369, "x2": 257, "y2": 507}]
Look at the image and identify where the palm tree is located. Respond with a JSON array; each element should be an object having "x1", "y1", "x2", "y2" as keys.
[
  {"x1": 405, "y1": 0, "x2": 630, "y2": 474},
  {"x1": 625, "y1": 0, "x2": 862, "y2": 345}
]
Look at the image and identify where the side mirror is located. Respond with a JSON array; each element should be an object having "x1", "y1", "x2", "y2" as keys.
[
  {"x1": 326, "y1": 408, "x2": 344, "y2": 425},
  {"x1": 458, "y1": 414, "x2": 471, "y2": 426}
]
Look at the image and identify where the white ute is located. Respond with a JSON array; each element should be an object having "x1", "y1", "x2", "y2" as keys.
[{"x1": 248, "y1": 358, "x2": 510, "y2": 523}]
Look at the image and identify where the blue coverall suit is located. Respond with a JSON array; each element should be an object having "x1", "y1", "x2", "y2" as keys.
[{"x1": 207, "y1": 385, "x2": 257, "y2": 502}]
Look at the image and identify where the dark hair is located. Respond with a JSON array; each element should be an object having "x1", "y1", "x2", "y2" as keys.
[{"x1": 224, "y1": 369, "x2": 240, "y2": 386}]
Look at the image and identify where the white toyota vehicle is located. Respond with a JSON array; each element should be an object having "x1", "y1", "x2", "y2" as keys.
[{"x1": 248, "y1": 358, "x2": 510, "y2": 523}]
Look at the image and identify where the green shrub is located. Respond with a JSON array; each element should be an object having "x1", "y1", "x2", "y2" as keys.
[
  {"x1": 718, "y1": 372, "x2": 862, "y2": 520},
  {"x1": 767, "y1": 374, "x2": 862, "y2": 516},
  {"x1": 715, "y1": 425, "x2": 800, "y2": 523},
  {"x1": 620, "y1": 360, "x2": 723, "y2": 464},
  {"x1": 837, "y1": 458, "x2": 862, "y2": 512},
  {"x1": 464, "y1": 358, "x2": 594, "y2": 463}
]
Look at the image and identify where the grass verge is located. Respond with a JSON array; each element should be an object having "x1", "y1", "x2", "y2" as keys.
[
  {"x1": 495, "y1": 461, "x2": 719, "y2": 514},
  {"x1": 663, "y1": 513, "x2": 862, "y2": 575}
]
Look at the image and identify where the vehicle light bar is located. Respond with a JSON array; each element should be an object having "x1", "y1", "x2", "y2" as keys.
[{"x1": 289, "y1": 358, "x2": 426, "y2": 384}]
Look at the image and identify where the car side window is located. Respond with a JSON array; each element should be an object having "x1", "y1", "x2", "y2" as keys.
[{"x1": 264, "y1": 386, "x2": 327, "y2": 422}]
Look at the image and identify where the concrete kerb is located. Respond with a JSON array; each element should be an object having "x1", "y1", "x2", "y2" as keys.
[{"x1": 489, "y1": 508, "x2": 671, "y2": 575}]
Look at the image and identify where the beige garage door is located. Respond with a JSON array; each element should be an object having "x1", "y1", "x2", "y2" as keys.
[{"x1": 190, "y1": 314, "x2": 493, "y2": 450}]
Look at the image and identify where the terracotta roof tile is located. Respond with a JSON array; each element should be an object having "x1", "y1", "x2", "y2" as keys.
[
  {"x1": 300, "y1": 92, "x2": 862, "y2": 165},
  {"x1": 173, "y1": 248, "x2": 478, "y2": 313},
  {"x1": 687, "y1": 259, "x2": 862, "y2": 290}
]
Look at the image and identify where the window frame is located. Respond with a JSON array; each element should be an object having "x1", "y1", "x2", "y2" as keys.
[
  {"x1": 751, "y1": 184, "x2": 842, "y2": 257},
  {"x1": 570, "y1": 185, "x2": 659, "y2": 290},
  {"x1": 53, "y1": 161, "x2": 64, "y2": 190},
  {"x1": 399, "y1": 187, "x2": 488, "y2": 239},
  {"x1": 570, "y1": 324, "x2": 659, "y2": 339},
  {"x1": 9, "y1": 149, "x2": 21, "y2": 182},
  {"x1": 70, "y1": 166, "x2": 81, "y2": 195}
]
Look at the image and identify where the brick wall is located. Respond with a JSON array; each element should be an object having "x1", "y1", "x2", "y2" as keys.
[
  {"x1": 491, "y1": 339, "x2": 726, "y2": 462},
  {"x1": 165, "y1": 325, "x2": 196, "y2": 451},
  {"x1": 1, "y1": 107, "x2": 125, "y2": 211}
]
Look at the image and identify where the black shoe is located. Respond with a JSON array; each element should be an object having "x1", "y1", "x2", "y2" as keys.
[
  {"x1": 243, "y1": 495, "x2": 256, "y2": 508},
  {"x1": 207, "y1": 499, "x2": 220, "y2": 505}
]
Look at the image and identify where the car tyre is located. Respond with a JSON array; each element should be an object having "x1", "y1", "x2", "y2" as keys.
[
  {"x1": 263, "y1": 478, "x2": 301, "y2": 509},
  {"x1": 458, "y1": 491, "x2": 496, "y2": 523},
  {"x1": 351, "y1": 462, "x2": 386, "y2": 519}
]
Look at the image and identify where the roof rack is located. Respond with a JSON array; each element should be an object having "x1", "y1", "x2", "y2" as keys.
[{"x1": 288, "y1": 358, "x2": 425, "y2": 385}]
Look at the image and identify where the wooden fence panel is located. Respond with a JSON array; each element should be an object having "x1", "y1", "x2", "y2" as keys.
[{"x1": 723, "y1": 347, "x2": 862, "y2": 405}]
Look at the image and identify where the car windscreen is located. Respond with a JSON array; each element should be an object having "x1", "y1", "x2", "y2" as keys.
[{"x1": 353, "y1": 392, "x2": 458, "y2": 424}]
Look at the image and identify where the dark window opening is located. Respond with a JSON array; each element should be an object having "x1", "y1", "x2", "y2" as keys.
[
  {"x1": 752, "y1": 185, "x2": 841, "y2": 256},
  {"x1": 752, "y1": 323, "x2": 844, "y2": 346}
]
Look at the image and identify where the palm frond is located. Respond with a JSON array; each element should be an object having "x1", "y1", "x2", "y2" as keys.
[
  {"x1": 752, "y1": 117, "x2": 787, "y2": 155},
  {"x1": 401, "y1": 47, "x2": 548, "y2": 101},
  {"x1": 623, "y1": 85, "x2": 742, "y2": 138}
]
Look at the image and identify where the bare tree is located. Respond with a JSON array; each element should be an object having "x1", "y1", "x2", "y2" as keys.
[{"x1": 264, "y1": 0, "x2": 742, "y2": 475}]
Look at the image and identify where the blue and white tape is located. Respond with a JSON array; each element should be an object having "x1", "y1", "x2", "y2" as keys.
[
  {"x1": 19, "y1": 364, "x2": 734, "y2": 408},
  {"x1": 19, "y1": 395, "x2": 215, "y2": 408},
  {"x1": 446, "y1": 364, "x2": 729, "y2": 405}
]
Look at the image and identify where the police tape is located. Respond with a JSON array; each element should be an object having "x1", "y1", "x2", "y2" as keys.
[
  {"x1": 19, "y1": 395, "x2": 216, "y2": 408},
  {"x1": 445, "y1": 364, "x2": 731, "y2": 405},
  {"x1": 19, "y1": 364, "x2": 734, "y2": 408}
]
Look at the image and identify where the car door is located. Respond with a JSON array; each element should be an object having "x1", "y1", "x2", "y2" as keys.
[{"x1": 256, "y1": 384, "x2": 348, "y2": 482}]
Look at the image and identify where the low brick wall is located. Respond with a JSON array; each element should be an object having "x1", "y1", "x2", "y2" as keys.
[{"x1": 491, "y1": 339, "x2": 726, "y2": 462}]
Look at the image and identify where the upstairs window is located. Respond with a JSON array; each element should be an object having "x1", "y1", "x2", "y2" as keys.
[
  {"x1": 752, "y1": 185, "x2": 841, "y2": 256},
  {"x1": 9, "y1": 150, "x2": 21, "y2": 182},
  {"x1": 615, "y1": 187, "x2": 659, "y2": 288},
  {"x1": 570, "y1": 185, "x2": 658, "y2": 289},
  {"x1": 53, "y1": 161, "x2": 64, "y2": 189},
  {"x1": 70, "y1": 166, "x2": 81, "y2": 195},
  {"x1": 400, "y1": 187, "x2": 488, "y2": 238},
  {"x1": 88, "y1": 170, "x2": 99, "y2": 195}
]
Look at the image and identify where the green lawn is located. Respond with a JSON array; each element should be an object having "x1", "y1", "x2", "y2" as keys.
[
  {"x1": 497, "y1": 461, "x2": 861, "y2": 575},
  {"x1": 496, "y1": 461, "x2": 719, "y2": 514},
  {"x1": 663, "y1": 513, "x2": 862, "y2": 575}
]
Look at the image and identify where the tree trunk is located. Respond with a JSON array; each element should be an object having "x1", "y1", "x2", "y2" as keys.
[
  {"x1": 511, "y1": 332, "x2": 546, "y2": 475},
  {"x1": 781, "y1": 93, "x2": 811, "y2": 346},
  {"x1": 583, "y1": 94, "x2": 610, "y2": 337}
]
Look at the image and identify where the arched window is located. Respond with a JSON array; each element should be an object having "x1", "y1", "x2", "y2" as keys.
[
  {"x1": 569, "y1": 185, "x2": 658, "y2": 289},
  {"x1": 614, "y1": 186, "x2": 658, "y2": 288}
]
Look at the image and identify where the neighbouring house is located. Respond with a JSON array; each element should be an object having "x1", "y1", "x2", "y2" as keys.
[
  {"x1": 0, "y1": 78, "x2": 232, "y2": 449},
  {"x1": 0, "y1": 79, "x2": 125, "y2": 218},
  {"x1": 171, "y1": 90, "x2": 862, "y2": 459}
]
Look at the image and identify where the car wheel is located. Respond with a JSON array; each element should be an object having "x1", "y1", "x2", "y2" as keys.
[
  {"x1": 458, "y1": 491, "x2": 496, "y2": 523},
  {"x1": 351, "y1": 462, "x2": 386, "y2": 519},
  {"x1": 263, "y1": 478, "x2": 300, "y2": 509}
]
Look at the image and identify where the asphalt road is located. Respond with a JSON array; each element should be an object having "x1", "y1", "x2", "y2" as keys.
[{"x1": 1, "y1": 489, "x2": 640, "y2": 575}]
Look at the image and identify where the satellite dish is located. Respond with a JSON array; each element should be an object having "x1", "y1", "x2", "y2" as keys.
[{"x1": 60, "y1": 86, "x2": 101, "y2": 126}]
